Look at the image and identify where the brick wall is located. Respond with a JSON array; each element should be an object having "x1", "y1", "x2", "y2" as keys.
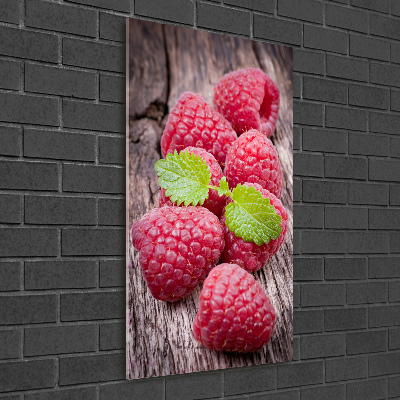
[{"x1": 0, "y1": 0, "x2": 399, "y2": 399}]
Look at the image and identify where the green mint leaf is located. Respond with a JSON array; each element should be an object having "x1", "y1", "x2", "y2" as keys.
[
  {"x1": 217, "y1": 177, "x2": 231, "y2": 197},
  {"x1": 155, "y1": 150, "x2": 211, "y2": 206},
  {"x1": 225, "y1": 184, "x2": 282, "y2": 246}
]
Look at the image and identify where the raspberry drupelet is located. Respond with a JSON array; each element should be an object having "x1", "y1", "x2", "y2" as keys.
[{"x1": 193, "y1": 263, "x2": 276, "y2": 352}]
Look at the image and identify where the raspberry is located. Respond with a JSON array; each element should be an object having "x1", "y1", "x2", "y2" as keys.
[
  {"x1": 193, "y1": 263, "x2": 276, "y2": 352},
  {"x1": 131, "y1": 206, "x2": 224, "y2": 302},
  {"x1": 224, "y1": 129, "x2": 283, "y2": 198},
  {"x1": 213, "y1": 68, "x2": 279, "y2": 137},
  {"x1": 159, "y1": 147, "x2": 226, "y2": 217},
  {"x1": 220, "y1": 183, "x2": 288, "y2": 273},
  {"x1": 161, "y1": 92, "x2": 238, "y2": 167}
]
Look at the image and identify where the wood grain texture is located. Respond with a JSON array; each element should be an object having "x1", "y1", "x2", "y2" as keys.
[{"x1": 127, "y1": 19, "x2": 293, "y2": 379}]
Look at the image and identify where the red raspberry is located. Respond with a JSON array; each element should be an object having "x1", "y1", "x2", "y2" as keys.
[
  {"x1": 193, "y1": 263, "x2": 276, "y2": 352},
  {"x1": 131, "y1": 206, "x2": 224, "y2": 302},
  {"x1": 220, "y1": 183, "x2": 288, "y2": 273},
  {"x1": 161, "y1": 92, "x2": 238, "y2": 167},
  {"x1": 214, "y1": 68, "x2": 279, "y2": 137},
  {"x1": 158, "y1": 147, "x2": 226, "y2": 218},
  {"x1": 224, "y1": 129, "x2": 283, "y2": 198}
]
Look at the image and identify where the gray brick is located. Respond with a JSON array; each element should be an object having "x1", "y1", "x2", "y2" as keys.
[
  {"x1": 293, "y1": 177, "x2": 302, "y2": 202},
  {"x1": 63, "y1": 164, "x2": 124, "y2": 194},
  {"x1": 348, "y1": 182, "x2": 389, "y2": 205},
  {"x1": 301, "y1": 384, "x2": 345, "y2": 400},
  {"x1": 100, "y1": 321, "x2": 124, "y2": 350},
  {"x1": 325, "y1": 307, "x2": 367, "y2": 331},
  {"x1": 326, "y1": 356, "x2": 367, "y2": 382},
  {"x1": 293, "y1": 73, "x2": 301, "y2": 98},
  {"x1": 278, "y1": 0, "x2": 323, "y2": 23},
  {"x1": 254, "y1": 14, "x2": 302, "y2": 46},
  {"x1": 25, "y1": 260, "x2": 97, "y2": 290},
  {"x1": 24, "y1": 129, "x2": 95, "y2": 162},
  {"x1": 100, "y1": 13, "x2": 125, "y2": 42},
  {"x1": 393, "y1": 0, "x2": 400, "y2": 16},
  {"x1": 225, "y1": 365, "x2": 276, "y2": 395},
  {"x1": 100, "y1": 74, "x2": 125, "y2": 103},
  {"x1": 0, "y1": 262, "x2": 21, "y2": 291},
  {"x1": 225, "y1": 0, "x2": 275, "y2": 13},
  {"x1": 26, "y1": 0, "x2": 96, "y2": 37},
  {"x1": 301, "y1": 333, "x2": 345, "y2": 359},
  {"x1": 302, "y1": 128, "x2": 347, "y2": 153},
  {"x1": 303, "y1": 76, "x2": 347, "y2": 104},
  {"x1": 392, "y1": 90, "x2": 400, "y2": 111},
  {"x1": 25, "y1": 387, "x2": 97, "y2": 400},
  {"x1": 25, "y1": 195, "x2": 96, "y2": 225},
  {"x1": 0, "y1": 330, "x2": 20, "y2": 359},
  {"x1": 293, "y1": 283, "x2": 300, "y2": 308},
  {"x1": 350, "y1": 0, "x2": 389, "y2": 12},
  {"x1": 99, "y1": 136, "x2": 125, "y2": 164},
  {"x1": 293, "y1": 310, "x2": 324, "y2": 334},
  {"x1": 25, "y1": 63, "x2": 96, "y2": 99},
  {"x1": 293, "y1": 49, "x2": 325, "y2": 75},
  {"x1": 0, "y1": 194, "x2": 21, "y2": 224},
  {"x1": 349, "y1": 132, "x2": 389, "y2": 157},
  {"x1": 0, "y1": 92, "x2": 58, "y2": 126},
  {"x1": 370, "y1": 62, "x2": 400, "y2": 87},
  {"x1": 304, "y1": 25, "x2": 348, "y2": 54},
  {"x1": 137, "y1": 0, "x2": 194, "y2": 25},
  {"x1": 100, "y1": 380, "x2": 164, "y2": 400},
  {"x1": 389, "y1": 375, "x2": 400, "y2": 398},
  {"x1": 391, "y1": 185, "x2": 400, "y2": 206},
  {"x1": 347, "y1": 330, "x2": 387, "y2": 355},
  {"x1": 391, "y1": 138, "x2": 400, "y2": 159},
  {"x1": 392, "y1": 42, "x2": 400, "y2": 64},
  {"x1": 389, "y1": 327, "x2": 400, "y2": 350},
  {"x1": 349, "y1": 84, "x2": 389, "y2": 110},
  {"x1": 277, "y1": 361, "x2": 323, "y2": 388},
  {"x1": 0, "y1": 126, "x2": 21, "y2": 156},
  {"x1": 100, "y1": 259, "x2": 124, "y2": 287},
  {"x1": 301, "y1": 283, "x2": 346, "y2": 307},
  {"x1": 293, "y1": 257, "x2": 324, "y2": 281},
  {"x1": 325, "y1": 105, "x2": 367, "y2": 131},
  {"x1": 0, "y1": 0, "x2": 20, "y2": 23},
  {"x1": 0, "y1": 59, "x2": 20, "y2": 90},
  {"x1": 0, "y1": 359, "x2": 55, "y2": 393},
  {"x1": 350, "y1": 34, "x2": 389, "y2": 61},
  {"x1": 99, "y1": 198, "x2": 125, "y2": 226},
  {"x1": 327, "y1": 54, "x2": 369, "y2": 82},
  {"x1": 347, "y1": 281, "x2": 387, "y2": 304},
  {"x1": 63, "y1": 38, "x2": 124, "y2": 73},
  {"x1": 369, "y1": 256, "x2": 400, "y2": 278},
  {"x1": 302, "y1": 231, "x2": 347, "y2": 254},
  {"x1": 293, "y1": 229, "x2": 301, "y2": 255},
  {"x1": 61, "y1": 291, "x2": 124, "y2": 321},
  {"x1": 25, "y1": 324, "x2": 97, "y2": 356},
  {"x1": 370, "y1": 14, "x2": 400, "y2": 40},
  {"x1": 303, "y1": 179, "x2": 347, "y2": 204},
  {"x1": 369, "y1": 352, "x2": 400, "y2": 376},
  {"x1": 369, "y1": 304, "x2": 400, "y2": 327},
  {"x1": 347, "y1": 377, "x2": 387, "y2": 400},
  {"x1": 370, "y1": 159, "x2": 400, "y2": 182},
  {"x1": 293, "y1": 126, "x2": 301, "y2": 150},
  {"x1": 325, "y1": 155, "x2": 367, "y2": 180},
  {"x1": 293, "y1": 205, "x2": 323, "y2": 228},
  {"x1": 60, "y1": 353, "x2": 125, "y2": 385},
  {"x1": 391, "y1": 232, "x2": 400, "y2": 253},
  {"x1": 252, "y1": 390, "x2": 299, "y2": 400},
  {"x1": 325, "y1": 257, "x2": 367, "y2": 280},
  {"x1": 63, "y1": 99, "x2": 124, "y2": 133},
  {"x1": 198, "y1": 2, "x2": 250, "y2": 36},
  {"x1": 293, "y1": 153, "x2": 323, "y2": 177},
  {"x1": 0, "y1": 228, "x2": 58, "y2": 257},
  {"x1": 65, "y1": 0, "x2": 130, "y2": 12},
  {"x1": 325, "y1": 206, "x2": 367, "y2": 229},
  {"x1": 0, "y1": 26, "x2": 58, "y2": 62},
  {"x1": 294, "y1": 101, "x2": 323, "y2": 126},
  {"x1": 62, "y1": 228, "x2": 124, "y2": 256},
  {"x1": 370, "y1": 208, "x2": 400, "y2": 230},
  {"x1": 389, "y1": 281, "x2": 400, "y2": 302},
  {"x1": 326, "y1": 3, "x2": 368, "y2": 33},
  {"x1": 348, "y1": 232, "x2": 389, "y2": 254},
  {"x1": 0, "y1": 294, "x2": 57, "y2": 325},
  {"x1": 370, "y1": 111, "x2": 400, "y2": 135}
]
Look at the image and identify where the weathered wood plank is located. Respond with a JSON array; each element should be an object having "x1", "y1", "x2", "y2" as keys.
[{"x1": 127, "y1": 20, "x2": 293, "y2": 379}]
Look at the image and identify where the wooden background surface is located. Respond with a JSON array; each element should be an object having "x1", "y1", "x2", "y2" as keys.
[{"x1": 126, "y1": 19, "x2": 293, "y2": 379}]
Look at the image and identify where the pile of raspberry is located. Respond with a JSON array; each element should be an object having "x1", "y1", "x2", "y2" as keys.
[{"x1": 132, "y1": 68, "x2": 288, "y2": 353}]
